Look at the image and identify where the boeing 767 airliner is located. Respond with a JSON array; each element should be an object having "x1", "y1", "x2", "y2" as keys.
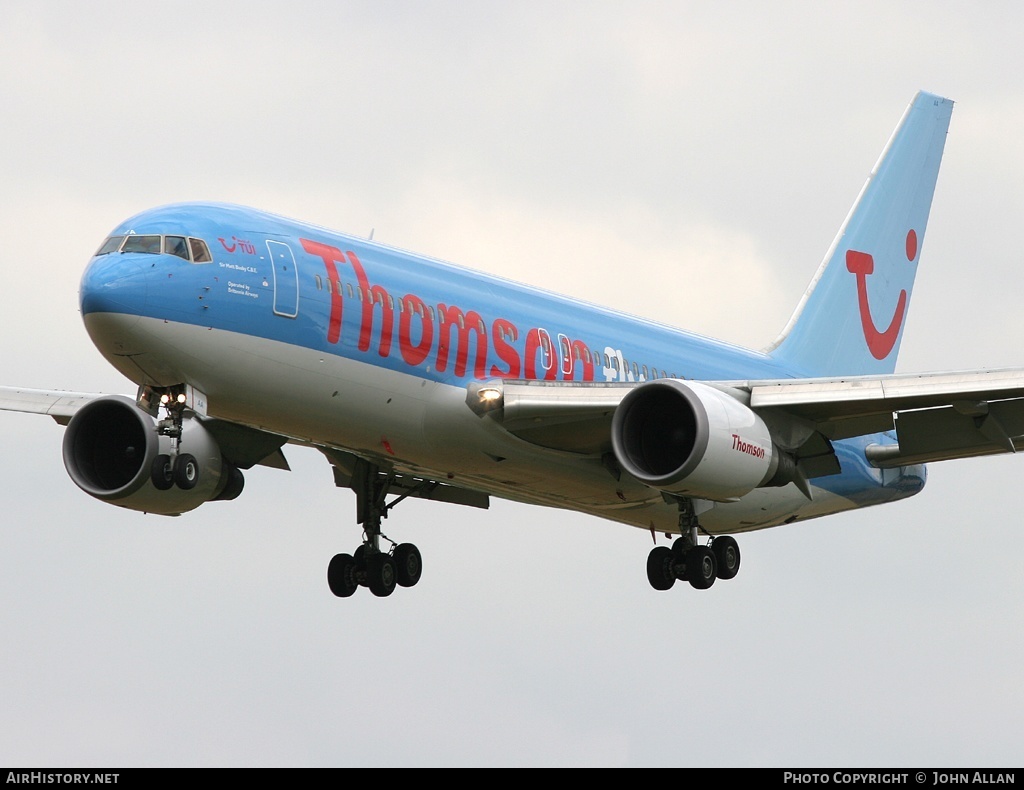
[{"x1": 4, "y1": 91, "x2": 1021, "y2": 598}]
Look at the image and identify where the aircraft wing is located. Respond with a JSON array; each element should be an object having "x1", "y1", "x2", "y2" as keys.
[
  {"x1": 470, "y1": 368, "x2": 1024, "y2": 474},
  {"x1": 745, "y1": 368, "x2": 1024, "y2": 467},
  {"x1": 0, "y1": 386, "x2": 487, "y2": 507},
  {"x1": 0, "y1": 386, "x2": 292, "y2": 471},
  {"x1": 0, "y1": 387, "x2": 101, "y2": 425}
]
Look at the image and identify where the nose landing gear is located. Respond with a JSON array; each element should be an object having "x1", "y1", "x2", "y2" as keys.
[{"x1": 143, "y1": 385, "x2": 204, "y2": 492}]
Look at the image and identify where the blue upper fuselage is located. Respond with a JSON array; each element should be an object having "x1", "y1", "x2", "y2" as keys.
[
  {"x1": 79, "y1": 202, "x2": 923, "y2": 505},
  {"x1": 81, "y1": 202, "x2": 798, "y2": 388}
]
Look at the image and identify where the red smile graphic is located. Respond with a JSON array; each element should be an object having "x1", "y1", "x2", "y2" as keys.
[{"x1": 846, "y1": 230, "x2": 917, "y2": 360}]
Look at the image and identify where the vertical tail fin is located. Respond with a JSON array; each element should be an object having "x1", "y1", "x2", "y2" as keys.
[{"x1": 768, "y1": 91, "x2": 953, "y2": 376}]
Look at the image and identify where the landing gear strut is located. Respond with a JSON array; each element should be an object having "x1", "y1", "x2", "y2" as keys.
[
  {"x1": 143, "y1": 385, "x2": 202, "y2": 492},
  {"x1": 327, "y1": 459, "x2": 423, "y2": 599},
  {"x1": 645, "y1": 498, "x2": 742, "y2": 591}
]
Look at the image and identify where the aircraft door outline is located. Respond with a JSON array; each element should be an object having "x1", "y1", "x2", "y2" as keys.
[{"x1": 267, "y1": 240, "x2": 299, "y2": 318}]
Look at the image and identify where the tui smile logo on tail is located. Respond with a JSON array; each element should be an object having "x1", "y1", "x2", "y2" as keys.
[{"x1": 846, "y1": 229, "x2": 918, "y2": 360}]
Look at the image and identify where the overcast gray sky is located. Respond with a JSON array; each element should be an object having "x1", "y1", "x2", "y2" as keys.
[{"x1": 2, "y1": 1, "x2": 1023, "y2": 767}]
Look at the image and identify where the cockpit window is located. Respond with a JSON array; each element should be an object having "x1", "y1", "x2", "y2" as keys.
[
  {"x1": 95, "y1": 236, "x2": 125, "y2": 255},
  {"x1": 92, "y1": 232, "x2": 214, "y2": 263},
  {"x1": 121, "y1": 235, "x2": 162, "y2": 254},
  {"x1": 164, "y1": 236, "x2": 189, "y2": 260},
  {"x1": 188, "y1": 237, "x2": 212, "y2": 263}
]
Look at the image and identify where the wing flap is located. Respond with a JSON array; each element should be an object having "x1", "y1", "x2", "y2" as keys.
[
  {"x1": 867, "y1": 398, "x2": 1024, "y2": 467},
  {"x1": 320, "y1": 447, "x2": 490, "y2": 510}
]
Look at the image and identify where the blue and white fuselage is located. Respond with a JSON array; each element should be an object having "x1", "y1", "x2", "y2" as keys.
[{"x1": 79, "y1": 200, "x2": 924, "y2": 536}]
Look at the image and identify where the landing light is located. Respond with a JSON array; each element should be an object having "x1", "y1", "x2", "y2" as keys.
[
  {"x1": 159, "y1": 393, "x2": 188, "y2": 406},
  {"x1": 466, "y1": 382, "x2": 504, "y2": 416},
  {"x1": 479, "y1": 387, "x2": 501, "y2": 403}
]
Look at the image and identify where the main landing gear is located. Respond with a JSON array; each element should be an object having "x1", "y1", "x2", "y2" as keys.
[
  {"x1": 327, "y1": 460, "x2": 423, "y2": 598},
  {"x1": 327, "y1": 539, "x2": 423, "y2": 598},
  {"x1": 646, "y1": 498, "x2": 741, "y2": 591}
]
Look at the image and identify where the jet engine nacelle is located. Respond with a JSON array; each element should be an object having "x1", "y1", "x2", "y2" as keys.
[
  {"x1": 62, "y1": 395, "x2": 241, "y2": 515},
  {"x1": 611, "y1": 379, "x2": 775, "y2": 502}
]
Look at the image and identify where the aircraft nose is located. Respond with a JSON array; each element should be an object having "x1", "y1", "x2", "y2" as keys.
[
  {"x1": 79, "y1": 253, "x2": 151, "y2": 355},
  {"x1": 79, "y1": 253, "x2": 149, "y2": 318}
]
